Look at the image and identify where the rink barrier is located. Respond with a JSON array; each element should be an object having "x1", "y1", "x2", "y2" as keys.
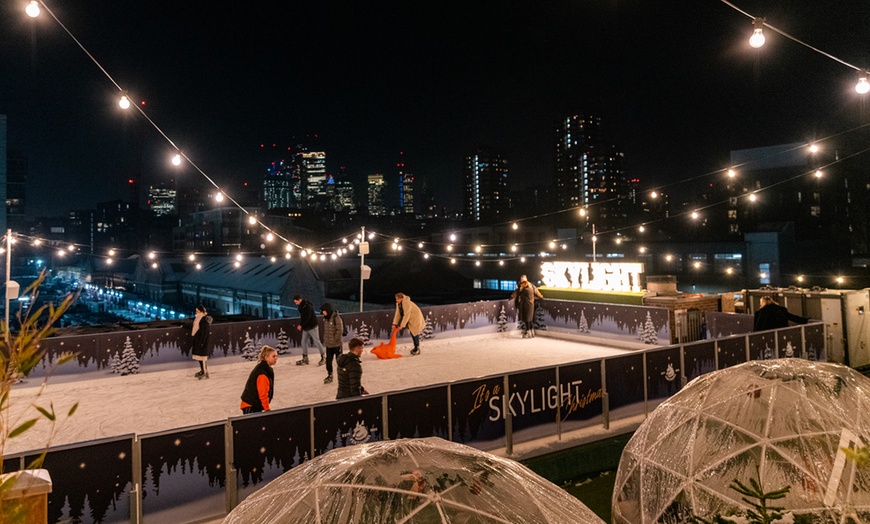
[
  {"x1": 4, "y1": 322, "x2": 825, "y2": 523},
  {"x1": 32, "y1": 298, "x2": 672, "y2": 380}
]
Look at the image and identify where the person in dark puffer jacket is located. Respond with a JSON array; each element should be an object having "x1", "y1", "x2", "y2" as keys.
[
  {"x1": 240, "y1": 346, "x2": 277, "y2": 413},
  {"x1": 336, "y1": 338, "x2": 367, "y2": 399},
  {"x1": 321, "y1": 303, "x2": 344, "y2": 384}
]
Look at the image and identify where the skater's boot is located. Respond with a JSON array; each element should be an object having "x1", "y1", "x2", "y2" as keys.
[
  {"x1": 522, "y1": 330, "x2": 529, "y2": 338},
  {"x1": 323, "y1": 374, "x2": 333, "y2": 384},
  {"x1": 410, "y1": 346, "x2": 421, "y2": 356},
  {"x1": 296, "y1": 356, "x2": 309, "y2": 365},
  {"x1": 203, "y1": 372, "x2": 209, "y2": 379},
  {"x1": 530, "y1": 329, "x2": 536, "y2": 338},
  {"x1": 194, "y1": 370, "x2": 204, "y2": 378},
  {"x1": 318, "y1": 356, "x2": 326, "y2": 366}
]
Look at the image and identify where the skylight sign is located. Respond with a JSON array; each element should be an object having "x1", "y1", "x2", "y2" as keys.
[{"x1": 541, "y1": 262, "x2": 644, "y2": 293}]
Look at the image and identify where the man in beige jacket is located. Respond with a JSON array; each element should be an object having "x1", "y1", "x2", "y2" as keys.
[{"x1": 392, "y1": 292, "x2": 425, "y2": 355}]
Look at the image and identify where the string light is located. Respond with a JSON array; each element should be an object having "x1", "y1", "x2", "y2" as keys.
[
  {"x1": 25, "y1": 1, "x2": 40, "y2": 17},
  {"x1": 172, "y1": 153, "x2": 182, "y2": 166},
  {"x1": 749, "y1": 18, "x2": 765, "y2": 48},
  {"x1": 727, "y1": 169, "x2": 736, "y2": 178},
  {"x1": 857, "y1": 71, "x2": 870, "y2": 94},
  {"x1": 119, "y1": 95, "x2": 131, "y2": 109}
]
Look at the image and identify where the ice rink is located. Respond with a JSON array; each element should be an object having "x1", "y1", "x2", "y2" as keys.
[{"x1": 8, "y1": 330, "x2": 633, "y2": 455}]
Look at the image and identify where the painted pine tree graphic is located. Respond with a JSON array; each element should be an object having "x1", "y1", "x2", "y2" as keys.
[
  {"x1": 496, "y1": 306, "x2": 508, "y2": 333},
  {"x1": 109, "y1": 351, "x2": 121, "y2": 373},
  {"x1": 241, "y1": 331, "x2": 258, "y2": 360},
  {"x1": 533, "y1": 303, "x2": 547, "y2": 330},
  {"x1": 276, "y1": 328, "x2": 290, "y2": 355},
  {"x1": 118, "y1": 336, "x2": 140, "y2": 375},
  {"x1": 422, "y1": 314, "x2": 435, "y2": 339},
  {"x1": 642, "y1": 311, "x2": 658, "y2": 344},
  {"x1": 357, "y1": 322, "x2": 371, "y2": 345},
  {"x1": 578, "y1": 310, "x2": 589, "y2": 333}
]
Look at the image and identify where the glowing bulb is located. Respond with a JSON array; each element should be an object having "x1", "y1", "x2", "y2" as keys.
[
  {"x1": 814, "y1": 170, "x2": 823, "y2": 178},
  {"x1": 450, "y1": 258, "x2": 456, "y2": 264},
  {"x1": 549, "y1": 241, "x2": 556, "y2": 249},
  {"x1": 285, "y1": 253, "x2": 291, "y2": 259},
  {"x1": 499, "y1": 260, "x2": 504, "y2": 266},
  {"x1": 33, "y1": 239, "x2": 41, "y2": 246},
  {"x1": 666, "y1": 254, "x2": 673, "y2": 261},
  {"x1": 837, "y1": 276, "x2": 844, "y2": 284},
  {"x1": 270, "y1": 256, "x2": 277, "y2": 263},
  {"x1": 749, "y1": 193, "x2": 757, "y2": 202},
  {"x1": 808, "y1": 144, "x2": 819, "y2": 153},
  {"x1": 475, "y1": 261, "x2": 480, "y2": 267},
  {"x1": 727, "y1": 169, "x2": 736, "y2": 178},
  {"x1": 418, "y1": 242, "x2": 423, "y2": 248},
  {"x1": 236, "y1": 254, "x2": 242, "y2": 261},
  {"x1": 392, "y1": 242, "x2": 398, "y2": 250},
  {"x1": 119, "y1": 95, "x2": 131, "y2": 109},
  {"x1": 691, "y1": 211, "x2": 699, "y2": 219},
  {"x1": 520, "y1": 257, "x2": 526, "y2": 263},
  {"x1": 693, "y1": 261, "x2": 701, "y2": 269},
  {"x1": 591, "y1": 235, "x2": 597, "y2": 242},
  {"x1": 310, "y1": 253, "x2": 317, "y2": 261},
  {"x1": 57, "y1": 249, "x2": 65, "y2": 256},
  {"x1": 195, "y1": 263, "x2": 202, "y2": 270},
  {"x1": 320, "y1": 254, "x2": 326, "y2": 261},
  {"x1": 857, "y1": 73, "x2": 870, "y2": 94},
  {"x1": 726, "y1": 267, "x2": 734, "y2": 275},
  {"x1": 639, "y1": 246, "x2": 647, "y2": 253},
  {"x1": 25, "y1": 1, "x2": 40, "y2": 17},
  {"x1": 423, "y1": 253, "x2": 429, "y2": 259},
  {"x1": 511, "y1": 244, "x2": 518, "y2": 252},
  {"x1": 108, "y1": 249, "x2": 115, "y2": 256},
  {"x1": 215, "y1": 192, "x2": 224, "y2": 203},
  {"x1": 234, "y1": 261, "x2": 241, "y2": 268},
  {"x1": 151, "y1": 262, "x2": 158, "y2": 269},
  {"x1": 188, "y1": 254, "x2": 195, "y2": 261},
  {"x1": 450, "y1": 234, "x2": 457, "y2": 242},
  {"x1": 579, "y1": 208, "x2": 587, "y2": 217},
  {"x1": 797, "y1": 275, "x2": 804, "y2": 282},
  {"x1": 447, "y1": 245, "x2": 453, "y2": 252},
  {"x1": 248, "y1": 215, "x2": 257, "y2": 225},
  {"x1": 475, "y1": 245, "x2": 482, "y2": 253},
  {"x1": 148, "y1": 251, "x2": 156, "y2": 259},
  {"x1": 615, "y1": 238, "x2": 622, "y2": 245},
  {"x1": 172, "y1": 154, "x2": 182, "y2": 166},
  {"x1": 512, "y1": 222, "x2": 518, "y2": 230},
  {"x1": 285, "y1": 244, "x2": 293, "y2": 252},
  {"x1": 68, "y1": 244, "x2": 75, "y2": 251},
  {"x1": 650, "y1": 191, "x2": 658, "y2": 199},
  {"x1": 266, "y1": 233, "x2": 274, "y2": 241},
  {"x1": 639, "y1": 225, "x2": 645, "y2": 233},
  {"x1": 749, "y1": 18, "x2": 765, "y2": 48}
]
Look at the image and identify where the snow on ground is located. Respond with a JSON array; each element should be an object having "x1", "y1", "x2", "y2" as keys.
[{"x1": 8, "y1": 331, "x2": 631, "y2": 455}]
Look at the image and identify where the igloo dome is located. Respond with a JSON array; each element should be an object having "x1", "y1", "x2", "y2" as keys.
[
  {"x1": 224, "y1": 436, "x2": 604, "y2": 523},
  {"x1": 612, "y1": 359, "x2": 870, "y2": 523}
]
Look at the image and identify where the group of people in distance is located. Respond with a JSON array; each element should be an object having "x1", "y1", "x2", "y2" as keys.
[{"x1": 188, "y1": 291, "x2": 426, "y2": 415}]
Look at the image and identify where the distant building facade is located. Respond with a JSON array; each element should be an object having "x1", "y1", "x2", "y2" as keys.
[
  {"x1": 148, "y1": 181, "x2": 177, "y2": 216},
  {"x1": 464, "y1": 151, "x2": 509, "y2": 223},
  {"x1": 367, "y1": 174, "x2": 386, "y2": 216}
]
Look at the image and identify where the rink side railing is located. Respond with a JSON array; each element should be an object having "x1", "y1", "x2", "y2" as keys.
[{"x1": 3, "y1": 321, "x2": 826, "y2": 524}]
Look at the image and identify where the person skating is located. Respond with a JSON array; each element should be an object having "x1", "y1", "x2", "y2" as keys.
[
  {"x1": 321, "y1": 302, "x2": 344, "y2": 384},
  {"x1": 392, "y1": 292, "x2": 424, "y2": 355},
  {"x1": 240, "y1": 345, "x2": 278, "y2": 413},
  {"x1": 754, "y1": 296, "x2": 809, "y2": 331},
  {"x1": 336, "y1": 338, "x2": 368, "y2": 399},
  {"x1": 515, "y1": 280, "x2": 537, "y2": 338},
  {"x1": 191, "y1": 305, "x2": 213, "y2": 379},
  {"x1": 293, "y1": 294, "x2": 326, "y2": 365}
]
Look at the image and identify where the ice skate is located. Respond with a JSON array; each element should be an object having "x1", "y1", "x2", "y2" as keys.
[
  {"x1": 318, "y1": 356, "x2": 325, "y2": 366},
  {"x1": 410, "y1": 346, "x2": 421, "y2": 356},
  {"x1": 194, "y1": 370, "x2": 204, "y2": 378},
  {"x1": 323, "y1": 374, "x2": 333, "y2": 384},
  {"x1": 296, "y1": 356, "x2": 309, "y2": 365}
]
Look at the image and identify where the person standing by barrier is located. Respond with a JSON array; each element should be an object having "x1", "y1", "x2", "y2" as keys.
[
  {"x1": 392, "y1": 292, "x2": 425, "y2": 355},
  {"x1": 514, "y1": 280, "x2": 537, "y2": 338},
  {"x1": 754, "y1": 296, "x2": 808, "y2": 331},
  {"x1": 191, "y1": 305, "x2": 213, "y2": 379},
  {"x1": 336, "y1": 338, "x2": 368, "y2": 399},
  {"x1": 321, "y1": 303, "x2": 344, "y2": 384},
  {"x1": 240, "y1": 345, "x2": 278, "y2": 413},
  {"x1": 294, "y1": 294, "x2": 325, "y2": 365}
]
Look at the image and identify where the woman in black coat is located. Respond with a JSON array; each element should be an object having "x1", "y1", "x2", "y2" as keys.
[{"x1": 191, "y1": 305, "x2": 213, "y2": 379}]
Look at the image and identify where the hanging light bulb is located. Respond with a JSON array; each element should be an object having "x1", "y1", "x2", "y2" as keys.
[
  {"x1": 172, "y1": 153, "x2": 182, "y2": 166},
  {"x1": 814, "y1": 170, "x2": 823, "y2": 178},
  {"x1": 749, "y1": 18, "x2": 766, "y2": 48},
  {"x1": 215, "y1": 192, "x2": 224, "y2": 203},
  {"x1": 119, "y1": 95, "x2": 131, "y2": 109},
  {"x1": 727, "y1": 169, "x2": 736, "y2": 178},
  {"x1": 856, "y1": 71, "x2": 870, "y2": 94},
  {"x1": 25, "y1": 1, "x2": 40, "y2": 17},
  {"x1": 248, "y1": 215, "x2": 257, "y2": 225}
]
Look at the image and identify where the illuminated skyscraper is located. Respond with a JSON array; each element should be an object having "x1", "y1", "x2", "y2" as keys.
[
  {"x1": 397, "y1": 152, "x2": 415, "y2": 215},
  {"x1": 367, "y1": 174, "x2": 386, "y2": 216},
  {"x1": 463, "y1": 151, "x2": 509, "y2": 223},
  {"x1": 554, "y1": 114, "x2": 628, "y2": 230},
  {"x1": 300, "y1": 151, "x2": 327, "y2": 207},
  {"x1": 148, "y1": 181, "x2": 177, "y2": 216},
  {"x1": 263, "y1": 159, "x2": 293, "y2": 209}
]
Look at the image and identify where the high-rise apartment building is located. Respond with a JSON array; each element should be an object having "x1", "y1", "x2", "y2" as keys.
[
  {"x1": 554, "y1": 114, "x2": 629, "y2": 231},
  {"x1": 300, "y1": 151, "x2": 327, "y2": 207},
  {"x1": 463, "y1": 151, "x2": 509, "y2": 223},
  {"x1": 367, "y1": 174, "x2": 386, "y2": 216}
]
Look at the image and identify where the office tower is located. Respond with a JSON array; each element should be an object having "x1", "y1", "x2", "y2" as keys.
[
  {"x1": 263, "y1": 159, "x2": 292, "y2": 209},
  {"x1": 367, "y1": 174, "x2": 386, "y2": 216},
  {"x1": 463, "y1": 151, "x2": 509, "y2": 223},
  {"x1": 148, "y1": 180, "x2": 177, "y2": 216},
  {"x1": 397, "y1": 152, "x2": 415, "y2": 215},
  {"x1": 554, "y1": 114, "x2": 628, "y2": 230},
  {"x1": 300, "y1": 151, "x2": 327, "y2": 208}
]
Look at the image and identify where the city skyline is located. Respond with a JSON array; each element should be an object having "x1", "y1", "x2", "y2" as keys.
[{"x1": 2, "y1": 1, "x2": 869, "y2": 219}]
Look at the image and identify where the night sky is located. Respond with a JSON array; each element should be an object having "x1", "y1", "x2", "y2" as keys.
[{"x1": 1, "y1": 0, "x2": 868, "y2": 218}]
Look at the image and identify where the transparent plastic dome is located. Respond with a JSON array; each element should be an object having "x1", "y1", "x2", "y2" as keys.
[
  {"x1": 613, "y1": 359, "x2": 870, "y2": 523},
  {"x1": 224, "y1": 437, "x2": 604, "y2": 523}
]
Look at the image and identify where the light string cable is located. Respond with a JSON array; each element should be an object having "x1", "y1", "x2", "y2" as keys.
[
  {"x1": 719, "y1": 0, "x2": 862, "y2": 71},
  {"x1": 33, "y1": 1, "x2": 315, "y2": 257}
]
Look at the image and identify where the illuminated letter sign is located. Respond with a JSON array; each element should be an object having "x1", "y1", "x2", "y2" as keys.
[{"x1": 540, "y1": 262, "x2": 644, "y2": 292}]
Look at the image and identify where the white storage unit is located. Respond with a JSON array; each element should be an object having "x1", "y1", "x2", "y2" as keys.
[{"x1": 745, "y1": 288, "x2": 870, "y2": 368}]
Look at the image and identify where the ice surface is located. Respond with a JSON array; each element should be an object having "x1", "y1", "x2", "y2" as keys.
[{"x1": 8, "y1": 331, "x2": 628, "y2": 455}]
